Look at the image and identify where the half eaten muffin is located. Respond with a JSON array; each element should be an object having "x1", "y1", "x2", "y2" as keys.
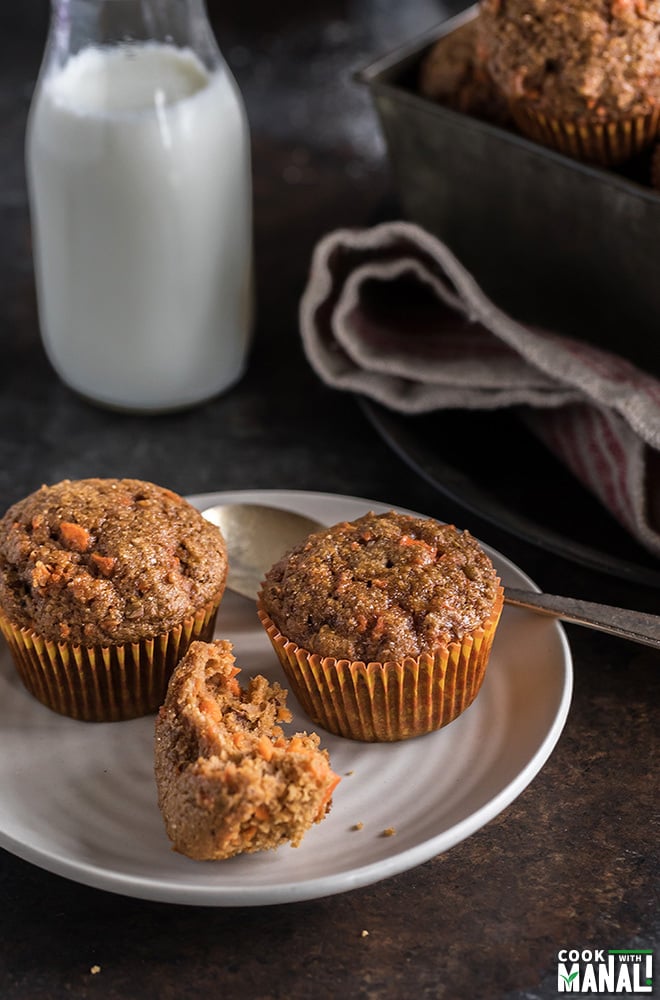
[{"x1": 154, "y1": 639, "x2": 339, "y2": 860}]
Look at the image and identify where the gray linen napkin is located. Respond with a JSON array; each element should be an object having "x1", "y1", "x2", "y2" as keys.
[{"x1": 300, "y1": 220, "x2": 660, "y2": 557}]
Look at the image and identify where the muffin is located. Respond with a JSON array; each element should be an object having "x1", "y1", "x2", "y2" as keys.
[
  {"x1": 477, "y1": 0, "x2": 660, "y2": 164},
  {"x1": 257, "y1": 511, "x2": 504, "y2": 742},
  {"x1": 154, "y1": 639, "x2": 339, "y2": 860},
  {"x1": 0, "y1": 478, "x2": 227, "y2": 721},
  {"x1": 419, "y1": 18, "x2": 510, "y2": 125}
]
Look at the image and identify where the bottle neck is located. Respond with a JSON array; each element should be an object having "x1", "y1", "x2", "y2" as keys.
[{"x1": 49, "y1": 0, "x2": 219, "y2": 68}]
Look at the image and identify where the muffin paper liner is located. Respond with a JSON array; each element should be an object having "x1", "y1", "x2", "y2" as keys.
[
  {"x1": 0, "y1": 602, "x2": 219, "y2": 722},
  {"x1": 257, "y1": 588, "x2": 504, "y2": 742},
  {"x1": 510, "y1": 103, "x2": 660, "y2": 166}
]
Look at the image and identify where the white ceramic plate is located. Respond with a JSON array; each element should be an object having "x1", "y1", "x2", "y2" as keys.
[{"x1": 0, "y1": 489, "x2": 572, "y2": 906}]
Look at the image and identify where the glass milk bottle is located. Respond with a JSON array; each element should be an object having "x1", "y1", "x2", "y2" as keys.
[{"x1": 26, "y1": 0, "x2": 253, "y2": 412}]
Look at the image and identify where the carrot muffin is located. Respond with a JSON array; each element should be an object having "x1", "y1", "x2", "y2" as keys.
[
  {"x1": 419, "y1": 19, "x2": 510, "y2": 124},
  {"x1": 477, "y1": 0, "x2": 660, "y2": 163},
  {"x1": 0, "y1": 478, "x2": 227, "y2": 721},
  {"x1": 257, "y1": 511, "x2": 503, "y2": 742},
  {"x1": 154, "y1": 640, "x2": 339, "y2": 860}
]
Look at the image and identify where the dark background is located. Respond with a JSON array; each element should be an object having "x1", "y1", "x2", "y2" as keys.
[{"x1": 0, "y1": 3, "x2": 657, "y2": 998}]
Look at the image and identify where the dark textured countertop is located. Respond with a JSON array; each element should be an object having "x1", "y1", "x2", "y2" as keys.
[{"x1": 0, "y1": 3, "x2": 658, "y2": 998}]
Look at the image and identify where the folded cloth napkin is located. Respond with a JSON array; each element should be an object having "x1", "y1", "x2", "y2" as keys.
[{"x1": 299, "y1": 220, "x2": 660, "y2": 557}]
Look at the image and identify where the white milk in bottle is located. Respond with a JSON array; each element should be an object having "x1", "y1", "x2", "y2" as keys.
[{"x1": 26, "y1": 21, "x2": 253, "y2": 412}]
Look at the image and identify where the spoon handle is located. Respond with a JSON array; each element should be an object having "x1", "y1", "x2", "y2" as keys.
[{"x1": 504, "y1": 588, "x2": 660, "y2": 650}]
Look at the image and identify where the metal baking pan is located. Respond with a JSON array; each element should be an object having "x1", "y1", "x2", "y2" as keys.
[{"x1": 358, "y1": 5, "x2": 660, "y2": 376}]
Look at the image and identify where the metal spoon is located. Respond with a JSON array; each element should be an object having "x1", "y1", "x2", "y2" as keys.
[
  {"x1": 202, "y1": 503, "x2": 323, "y2": 602},
  {"x1": 202, "y1": 502, "x2": 660, "y2": 650}
]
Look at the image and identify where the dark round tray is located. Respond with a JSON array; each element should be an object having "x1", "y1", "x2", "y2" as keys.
[{"x1": 361, "y1": 398, "x2": 660, "y2": 588}]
